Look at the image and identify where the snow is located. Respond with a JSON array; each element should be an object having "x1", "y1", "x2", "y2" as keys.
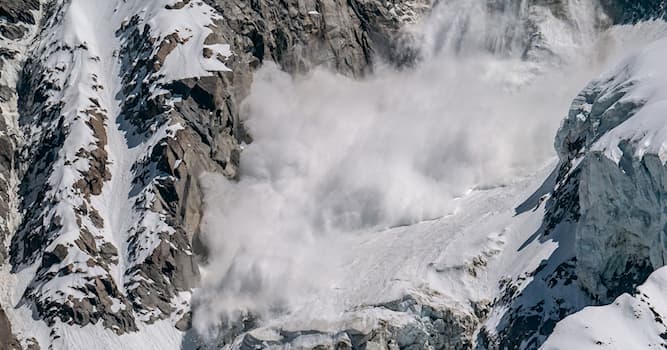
[
  {"x1": 0, "y1": 0, "x2": 42, "y2": 259},
  {"x1": 196, "y1": 157, "x2": 558, "y2": 337},
  {"x1": 193, "y1": 3, "x2": 667, "y2": 341},
  {"x1": 173, "y1": 159, "x2": 182, "y2": 170},
  {"x1": 543, "y1": 267, "x2": 667, "y2": 350},
  {"x1": 0, "y1": 0, "x2": 232, "y2": 348},
  {"x1": 3, "y1": 262, "x2": 179, "y2": 350},
  {"x1": 583, "y1": 29, "x2": 667, "y2": 164},
  {"x1": 142, "y1": 1, "x2": 232, "y2": 78},
  {"x1": 541, "y1": 29, "x2": 667, "y2": 350},
  {"x1": 3, "y1": 0, "x2": 667, "y2": 348},
  {"x1": 33, "y1": 0, "x2": 229, "y2": 291}
]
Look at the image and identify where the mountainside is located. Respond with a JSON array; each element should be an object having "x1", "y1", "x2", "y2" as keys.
[
  {"x1": 0, "y1": 0, "x2": 428, "y2": 348},
  {"x1": 1, "y1": 0, "x2": 667, "y2": 349},
  {"x1": 543, "y1": 30, "x2": 667, "y2": 350}
]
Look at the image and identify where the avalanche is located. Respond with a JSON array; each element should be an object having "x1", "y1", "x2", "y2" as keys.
[
  {"x1": 194, "y1": 1, "x2": 667, "y2": 349},
  {"x1": 1, "y1": 0, "x2": 667, "y2": 349}
]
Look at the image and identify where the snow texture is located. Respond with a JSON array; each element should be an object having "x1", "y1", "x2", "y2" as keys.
[{"x1": 1, "y1": 0, "x2": 232, "y2": 348}]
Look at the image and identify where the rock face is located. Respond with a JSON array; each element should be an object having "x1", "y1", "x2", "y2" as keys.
[
  {"x1": 547, "y1": 29, "x2": 667, "y2": 301},
  {"x1": 0, "y1": 1, "x2": 42, "y2": 348},
  {"x1": 539, "y1": 38, "x2": 667, "y2": 347},
  {"x1": 553, "y1": 79, "x2": 667, "y2": 300},
  {"x1": 204, "y1": 0, "x2": 428, "y2": 77},
  {"x1": 0, "y1": 0, "x2": 40, "y2": 275}
]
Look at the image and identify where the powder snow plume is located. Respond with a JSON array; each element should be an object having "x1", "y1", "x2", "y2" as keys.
[{"x1": 191, "y1": 0, "x2": 667, "y2": 337}]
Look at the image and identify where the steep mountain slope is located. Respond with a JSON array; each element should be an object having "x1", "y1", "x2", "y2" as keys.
[
  {"x1": 0, "y1": 1, "x2": 44, "y2": 348},
  {"x1": 542, "y1": 32, "x2": 667, "y2": 350},
  {"x1": 0, "y1": 0, "x2": 428, "y2": 348},
  {"x1": 479, "y1": 20, "x2": 667, "y2": 350},
  {"x1": 544, "y1": 267, "x2": 667, "y2": 349},
  {"x1": 1, "y1": 0, "x2": 667, "y2": 349},
  {"x1": 192, "y1": 2, "x2": 667, "y2": 350}
]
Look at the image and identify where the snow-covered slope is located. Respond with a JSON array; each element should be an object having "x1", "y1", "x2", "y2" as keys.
[
  {"x1": 2, "y1": 0, "x2": 236, "y2": 347},
  {"x1": 543, "y1": 32, "x2": 667, "y2": 350},
  {"x1": 543, "y1": 266, "x2": 667, "y2": 349},
  {"x1": 2, "y1": 0, "x2": 667, "y2": 349},
  {"x1": 0, "y1": 0, "x2": 433, "y2": 348}
]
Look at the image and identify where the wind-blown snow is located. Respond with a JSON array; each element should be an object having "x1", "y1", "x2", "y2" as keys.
[
  {"x1": 590, "y1": 35, "x2": 667, "y2": 164},
  {"x1": 195, "y1": 159, "x2": 558, "y2": 337},
  {"x1": 192, "y1": 0, "x2": 667, "y2": 338}
]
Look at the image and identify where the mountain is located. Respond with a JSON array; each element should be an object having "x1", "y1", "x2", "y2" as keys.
[{"x1": 0, "y1": 0, "x2": 666, "y2": 349}]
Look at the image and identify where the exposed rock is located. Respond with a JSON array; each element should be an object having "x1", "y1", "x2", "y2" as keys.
[
  {"x1": 72, "y1": 109, "x2": 111, "y2": 198},
  {"x1": 165, "y1": 0, "x2": 191, "y2": 10},
  {"x1": 0, "y1": 0, "x2": 40, "y2": 25},
  {"x1": 0, "y1": 4, "x2": 37, "y2": 348},
  {"x1": 1, "y1": 24, "x2": 28, "y2": 41},
  {"x1": 175, "y1": 311, "x2": 192, "y2": 331},
  {"x1": 488, "y1": 18, "x2": 667, "y2": 348},
  {"x1": 0, "y1": 307, "x2": 22, "y2": 350},
  {"x1": 204, "y1": 0, "x2": 429, "y2": 77},
  {"x1": 104, "y1": 0, "x2": 430, "y2": 330},
  {"x1": 553, "y1": 73, "x2": 667, "y2": 300},
  {"x1": 2, "y1": 0, "x2": 666, "y2": 348}
]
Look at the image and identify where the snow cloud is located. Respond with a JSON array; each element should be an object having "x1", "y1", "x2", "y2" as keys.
[{"x1": 190, "y1": 1, "x2": 667, "y2": 338}]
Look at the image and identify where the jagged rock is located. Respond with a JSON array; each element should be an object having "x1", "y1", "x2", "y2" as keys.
[
  {"x1": 13, "y1": 0, "x2": 666, "y2": 348},
  {"x1": 0, "y1": 24, "x2": 28, "y2": 40},
  {"x1": 2, "y1": 0, "x2": 431, "y2": 338},
  {"x1": 99, "y1": 0, "x2": 429, "y2": 331},
  {"x1": 175, "y1": 311, "x2": 193, "y2": 331},
  {"x1": 489, "y1": 19, "x2": 667, "y2": 348},
  {"x1": 204, "y1": 0, "x2": 429, "y2": 77}
]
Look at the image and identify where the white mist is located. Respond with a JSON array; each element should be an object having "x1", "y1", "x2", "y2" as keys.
[{"x1": 191, "y1": 0, "x2": 667, "y2": 338}]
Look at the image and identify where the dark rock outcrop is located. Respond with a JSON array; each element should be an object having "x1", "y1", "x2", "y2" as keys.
[
  {"x1": 205, "y1": 0, "x2": 428, "y2": 77},
  {"x1": 487, "y1": 10, "x2": 667, "y2": 347},
  {"x1": 0, "y1": 308, "x2": 21, "y2": 350},
  {"x1": 600, "y1": 0, "x2": 666, "y2": 23}
]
